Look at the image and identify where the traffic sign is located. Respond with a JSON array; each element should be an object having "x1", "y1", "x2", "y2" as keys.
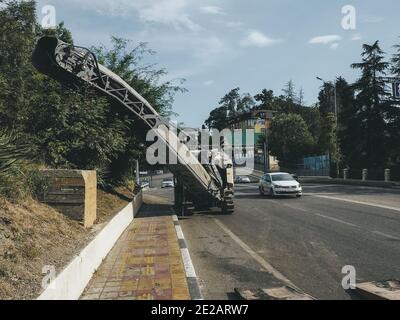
[{"x1": 393, "y1": 82, "x2": 400, "y2": 99}]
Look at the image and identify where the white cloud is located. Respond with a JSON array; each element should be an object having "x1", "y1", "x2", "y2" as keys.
[
  {"x1": 351, "y1": 34, "x2": 362, "y2": 41},
  {"x1": 131, "y1": 29, "x2": 231, "y2": 79},
  {"x1": 203, "y1": 80, "x2": 215, "y2": 86},
  {"x1": 200, "y1": 6, "x2": 224, "y2": 15},
  {"x1": 224, "y1": 21, "x2": 243, "y2": 28},
  {"x1": 135, "y1": 0, "x2": 201, "y2": 31},
  {"x1": 240, "y1": 30, "x2": 282, "y2": 48},
  {"x1": 330, "y1": 43, "x2": 339, "y2": 50},
  {"x1": 54, "y1": 0, "x2": 200, "y2": 31},
  {"x1": 362, "y1": 16, "x2": 384, "y2": 24},
  {"x1": 309, "y1": 35, "x2": 342, "y2": 45}
]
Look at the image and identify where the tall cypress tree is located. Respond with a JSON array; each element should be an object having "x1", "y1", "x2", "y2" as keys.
[
  {"x1": 335, "y1": 77, "x2": 358, "y2": 168},
  {"x1": 351, "y1": 41, "x2": 390, "y2": 172},
  {"x1": 389, "y1": 37, "x2": 400, "y2": 179},
  {"x1": 391, "y1": 36, "x2": 400, "y2": 76}
]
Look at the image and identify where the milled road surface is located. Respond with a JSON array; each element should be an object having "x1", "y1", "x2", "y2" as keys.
[{"x1": 179, "y1": 183, "x2": 400, "y2": 300}]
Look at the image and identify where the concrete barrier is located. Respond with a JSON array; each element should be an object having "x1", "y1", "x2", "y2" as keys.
[
  {"x1": 40, "y1": 170, "x2": 97, "y2": 228},
  {"x1": 37, "y1": 190, "x2": 143, "y2": 300},
  {"x1": 246, "y1": 169, "x2": 399, "y2": 189},
  {"x1": 298, "y1": 177, "x2": 398, "y2": 188}
]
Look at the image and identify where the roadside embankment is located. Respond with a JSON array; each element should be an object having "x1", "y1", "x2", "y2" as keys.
[{"x1": 0, "y1": 187, "x2": 138, "y2": 300}]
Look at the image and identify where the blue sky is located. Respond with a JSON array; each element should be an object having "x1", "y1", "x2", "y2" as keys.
[{"x1": 35, "y1": 0, "x2": 400, "y2": 127}]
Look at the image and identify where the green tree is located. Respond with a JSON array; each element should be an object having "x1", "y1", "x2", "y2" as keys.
[
  {"x1": 0, "y1": 1, "x2": 182, "y2": 186},
  {"x1": 299, "y1": 105, "x2": 321, "y2": 147},
  {"x1": 388, "y1": 37, "x2": 400, "y2": 176},
  {"x1": 298, "y1": 88, "x2": 305, "y2": 106},
  {"x1": 237, "y1": 93, "x2": 255, "y2": 113},
  {"x1": 0, "y1": 0, "x2": 37, "y2": 129},
  {"x1": 351, "y1": 41, "x2": 390, "y2": 170},
  {"x1": 254, "y1": 89, "x2": 275, "y2": 110},
  {"x1": 391, "y1": 36, "x2": 400, "y2": 76},
  {"x1": 317, "y1": 81, "x2": 336, "y2": 117},
  {"x1": 92, "y1": 37, "x2": 185, "y2": 118},
  {"x1": 204, "y1": 88, "x2": 254, "y2": 129},
  {"x1": 268, "y1": 114, "x2": 315, "y2": 168},
  {"x1": 92, "y1": 37, "x2": 185, "y2": 183},
  {"x1": 218, "y1": 87, "x2": 241, "y2": 116},
  {"x1": 42, "y1": 21, "x2": 74, "y2": 44},
  {"x1": 335, "y1": 78, "x2": 359, "y2": 168},
  {"x1": 204, "y1": 106, "x2": 229, "y2": 130},
  {"x1": 282, "y1": 80, "x2": 297, "y2": 102}
]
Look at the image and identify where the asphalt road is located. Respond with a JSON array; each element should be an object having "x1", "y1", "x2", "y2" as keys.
[
  {"x1": 178, "y1": 183, "x2": 400, "y2": 300},
  {"x1": 141, "y1": 172, "x2": 173, "y2": 189}
]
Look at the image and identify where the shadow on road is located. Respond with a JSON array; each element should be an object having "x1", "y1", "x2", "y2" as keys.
[{"x1": 136, "y1": 202, "x2": 174, "y2": 218}]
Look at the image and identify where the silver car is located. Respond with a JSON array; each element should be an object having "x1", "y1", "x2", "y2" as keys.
[
  {"x1": 162, "y1": 179, "x2": 175, "y2": 188},
  {"x1": 235, "y1": 175, "x2": 251, "y2": 184},
  {"x1": 259, "y1": 172, "x2": 302, "y2": 197}
]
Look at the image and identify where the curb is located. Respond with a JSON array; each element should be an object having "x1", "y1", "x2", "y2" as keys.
[
  {"x1": 38, "y1": 191, "x2": 143, "y2": 300},
  {"x1": 172, "y1": 215, "x2": 203, "y2": 300}
]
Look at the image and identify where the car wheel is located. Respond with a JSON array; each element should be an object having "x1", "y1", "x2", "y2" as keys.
[
  {"x1": 269, "y1": 188, "x2": 275, "y2": 198},
  {"x1": 296, "y1": 194, "x2": 302, "y2": 198}
]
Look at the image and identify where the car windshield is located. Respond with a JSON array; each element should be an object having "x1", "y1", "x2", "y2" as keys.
[{"x1": 271, "y1": 174, "x2": 294, "y2": 182}]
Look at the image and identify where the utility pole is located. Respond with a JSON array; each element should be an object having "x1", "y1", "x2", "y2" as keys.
[
  {"x1": 135, "y1": 159, "x2": 140, "y2": 186},
  {"x1": 263, "y1": 130, "x2": 269, "y2": 173},
  {"x1": 252, "y1": 110, "x2": 275, "y2": 173}
]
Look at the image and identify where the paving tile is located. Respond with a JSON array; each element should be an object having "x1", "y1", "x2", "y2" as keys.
[
  {"x1": 90, "y1": 281, "x2": 106, "y2": 289},
  {"x1": 138, "y1": 278, "x2": 155, "y2": 291},
  {"x1": 116, "y1": 296, "x2": 137, "y2": 300},
  {"x1": 102, "y1": 286, "x2": 121, "y2": 293},
  {"x1": 81, "y1": 293, "x2": 101, "y2": 300},
  {"x1": 100, "y1": 291, "x2": 119, "y2": 299},
  {"x1": 120, "y1": 279, "x2": 139, "y2": 291},
  {"x1": 134, "y1": 291, "x2": 155, "y2": 300},
  {"x1": 118, "y1": 290, "x2": 134, "y2": 298},
  {"x1": 173, "y1": 294, "x2": 190, "y2": 300},
  {"x1": 172, "y1": 279, "x2": 189, "y2": 288},
  {"x1": 85, "y1": 286, "x2": 103, "y2": 294},
  {"x1": 80, "y1": 216, "x2": 191, "y2": 300}
]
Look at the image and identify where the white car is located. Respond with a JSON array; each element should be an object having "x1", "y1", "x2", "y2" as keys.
[
  {"x1": 161, "y1": 179, "x2": 175, "y2": 188},
  {"x1": 140, "y1": 181, "x2": 150, "y2": 189},
  {"x1": 235, "y1": 175, "x2": 251, "y2": 184},
  {"x1": 259, "y1": 172, "x2": 302, "y2": 197}
]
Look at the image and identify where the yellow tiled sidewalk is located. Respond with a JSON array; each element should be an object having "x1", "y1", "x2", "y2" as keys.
[{"x1": 81, "y1": 216, "x2": 190, "y2": 300}]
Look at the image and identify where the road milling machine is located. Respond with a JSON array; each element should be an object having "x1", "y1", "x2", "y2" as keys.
[{"x1": 32, "y1": 37, "x2": 235, "y2": 215}]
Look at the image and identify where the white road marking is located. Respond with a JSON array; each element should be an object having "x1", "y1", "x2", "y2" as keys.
[
  {"x1": 275, "y1": 197, "x2": 400, "y2": 243},
  {"x1": 314, "y1": 213, "x2": 358, "y2": 228},
  {"x1": 234, "y1": 192, "x2": 259, "y2": 196},
  {"x1": 175, "y1": 225, "x2": 185, "y2": 240},
  {"x1": 303, "y1": 185, "x2": 338, "y2": 188},
  {"x1": 311, "y1": 194, "x2": 400, "y2": 213},
  {"x1": 372, "y1": 231, "x2": 400, "y2": 241},
  {"x1": 273, "y1": 201, "x2": 359, "y2": 228},
  {"x1": 271, "y1": 201, "x2": 308, "y2": 212},
  {"x1": 173, "y1": 215, "x2": 203, "y2": 299},
  {"x1": 236, "y1": 186, "x2": 400, "y2": 244},
  {"x1": 213, "y1": 218, "x2": 301, "y2": 291},
  {"x1": 181, "y1": 248, "x2": 197, "y2": 278}
]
